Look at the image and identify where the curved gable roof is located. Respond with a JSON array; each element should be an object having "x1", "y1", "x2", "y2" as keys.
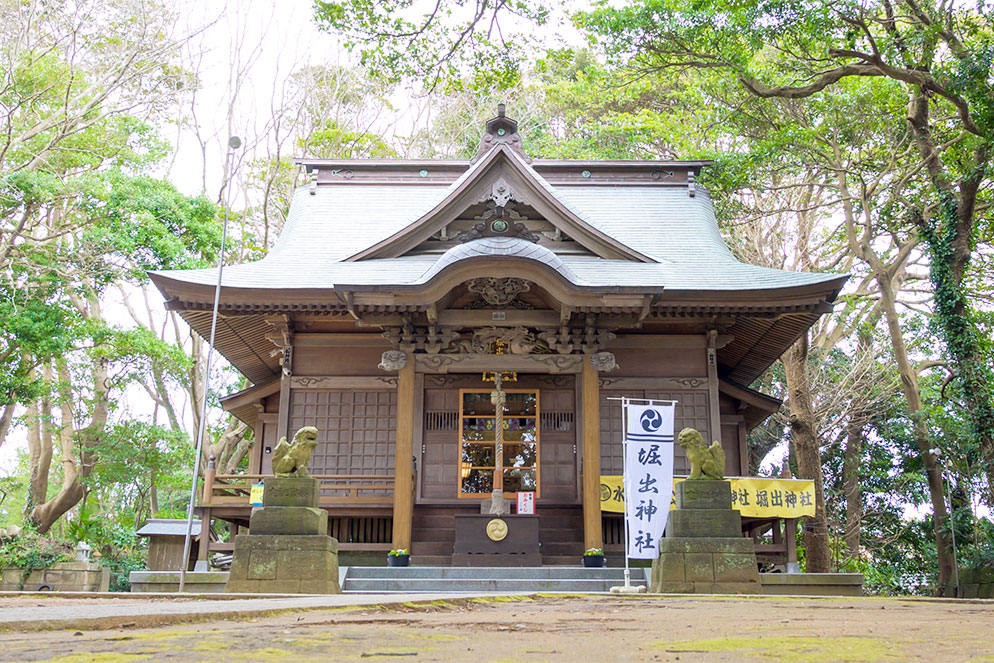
[{"x1": 418, "y1": 237, "x2": 581, "y2": 283}]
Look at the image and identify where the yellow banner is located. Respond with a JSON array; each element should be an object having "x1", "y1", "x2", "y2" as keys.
[
  {"x1": 599, "y1": 476, "x2": 815, "y2": 519},
  {"x1": 250, "y1": 483, "x2": 264, "y2": 506}
]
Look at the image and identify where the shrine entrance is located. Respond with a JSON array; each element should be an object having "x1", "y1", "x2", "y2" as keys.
[
  {"x1": 413, "y1": 372, "x2": 582, "y2": 565},
  {"x1": 418, "y1": 374, "x2": 578, "y2": 506}
]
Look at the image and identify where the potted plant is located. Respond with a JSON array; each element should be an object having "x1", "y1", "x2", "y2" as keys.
[
  {"x1": 387, "y1": 549, "x2": 410, "y2": 567},
  {"x1": 583, "y1": 548, "x2": 605, "y2": 568}
]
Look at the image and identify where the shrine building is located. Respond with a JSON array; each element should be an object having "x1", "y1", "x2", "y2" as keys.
[{"x1": 151, "y1": 108, "x2": 846, "y2": 567}]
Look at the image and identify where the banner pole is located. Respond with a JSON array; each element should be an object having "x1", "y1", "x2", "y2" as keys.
[
  {"x1": 621, "y1": 397, "x2": 631, "y2": 589},
  {"x1": 179, "y1": 136, "x2": 240, "y2": 592}
]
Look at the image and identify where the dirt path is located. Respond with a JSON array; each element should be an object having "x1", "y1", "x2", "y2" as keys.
[{"x1": 1, "y1": 594, "x2": 992, "y2": 662}]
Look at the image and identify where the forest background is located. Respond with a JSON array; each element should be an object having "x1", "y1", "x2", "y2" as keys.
[{"x1": 0, "y1": 0, "x2": 990, "y2": 593}]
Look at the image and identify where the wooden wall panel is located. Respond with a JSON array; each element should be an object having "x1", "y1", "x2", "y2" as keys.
[
  {"x1": 293, "y1": 346, "x2": 390, "y2": 376},
  {"x1": 604, "y1": 335, "x2": 707, "y2": 378}
]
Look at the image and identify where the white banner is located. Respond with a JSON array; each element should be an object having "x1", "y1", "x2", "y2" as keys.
[{"x1": 624, "y1": 401, "x2": 675, "y2": 559}]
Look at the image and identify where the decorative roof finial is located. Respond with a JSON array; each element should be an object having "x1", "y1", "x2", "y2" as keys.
[{"x1": 473, "y1": 104, "x2": 530, "y2": 163}]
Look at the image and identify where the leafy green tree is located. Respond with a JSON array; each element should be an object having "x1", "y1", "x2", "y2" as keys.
[
  {"x1": 579, "y1": 0, "x2": 994, "y2": 508},
  {"x1": 0, "y1": 0, "x2": 221, "y2": 533},
  {"x1": 313, "y1": 0, "x2": 551, "y2": 89}
]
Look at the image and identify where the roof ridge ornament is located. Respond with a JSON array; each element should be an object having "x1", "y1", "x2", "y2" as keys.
[{"x1": 473, "y1": 103, "x2": 530, "y2": 164}]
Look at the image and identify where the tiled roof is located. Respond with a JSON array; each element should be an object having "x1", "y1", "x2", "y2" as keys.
[{"x1": 151, "y1": 179, "x2": 842, "y2": 293}]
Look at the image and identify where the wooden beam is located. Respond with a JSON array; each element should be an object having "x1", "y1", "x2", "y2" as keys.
[
  {"x1": 414, "y1": 353, "x2": 582, "y2": 374},
  {"x1": 437, "y1": 309, "x2": 560, "y2": 327},
  {"x1": 392, "y1": 359, "x2": 416, "y2": 550},
  {"x1": 580, "y1": 356, "x2": 603, "y2": 550}
]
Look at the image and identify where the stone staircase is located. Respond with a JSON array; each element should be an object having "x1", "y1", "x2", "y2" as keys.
[{"x1": 342, "y1": 566, "x2": 649, "y2": 593}]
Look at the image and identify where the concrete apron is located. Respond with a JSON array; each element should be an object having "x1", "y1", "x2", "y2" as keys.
[{"x1": 0, "y1": 592, "x2": 529, "y2": 632}]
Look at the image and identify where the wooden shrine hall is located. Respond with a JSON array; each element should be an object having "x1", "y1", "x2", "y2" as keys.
[{"x1": 151, "y1": 107, "x2": 846, "y2": 567}]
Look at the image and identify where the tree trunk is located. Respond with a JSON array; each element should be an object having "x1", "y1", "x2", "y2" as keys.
[
  {"x1": 29, "y1": 352, "x2": 106, "y2": 533},
  {"x1": 25, "y1": 396, "x2": 44, "y2": 513},
  {"x1": 782, "y1": 334, "x2": 832, "y2": 573},
  {"x1": 877, "y1": 273, "x2": 955, "y2": 593},
  {"x1": 842, "y1": 414, "x2": 863, "y2": 557},
  {"x1": 0, "y1": 403, "x2": 14, "y2": 450},
  {"x1": 907, "y1": 90, "x2": 994, "y2": 505},
  {"x1": 842, "y1": 326, "x2": 874, "y2": 559},
  {"x1": 149, "y1": 471, "x2": 159, "y2": 517}
]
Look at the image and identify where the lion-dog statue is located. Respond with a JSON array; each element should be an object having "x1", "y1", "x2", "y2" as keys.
[
  {"x1": 677, "y1": 427, "x2": 726, "y2": 480},
  {"x1": 272, "y1": 426, "x2": 320, "y2": 477}
]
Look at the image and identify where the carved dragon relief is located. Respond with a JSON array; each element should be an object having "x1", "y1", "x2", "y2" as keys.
[{"x1": 443, "y1": 326, "x2": 550, "y2": 355}]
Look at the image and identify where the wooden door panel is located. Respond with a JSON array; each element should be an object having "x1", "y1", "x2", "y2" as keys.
[
  {"x1": 539, "y1": 388, "x2": 577, "y2": 502},
  {"x1": 421, "y1": 388, "x2": 458, "y2": 499}
]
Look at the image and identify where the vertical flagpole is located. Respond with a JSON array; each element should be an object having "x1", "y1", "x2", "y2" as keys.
[
  {"x1": 621, "y1": 397, "x2": 631, "y2": 589},
  {"x1": 179, "y1": 136, "x2": 241, "y2": 592}
]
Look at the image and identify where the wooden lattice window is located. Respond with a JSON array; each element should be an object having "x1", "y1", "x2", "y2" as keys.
[
  {"x1": 540, "y1": 411, "x2": 573, "y2": 431},
  {"x1": 458, "y1": 389, "x2": 540, "y2": 498},
  {"x1": 425, "y1": 411, "x2": 458, "y2": 431},
  {"x1": 289, "y1": 390, "x2": 397, "y2": 476}
]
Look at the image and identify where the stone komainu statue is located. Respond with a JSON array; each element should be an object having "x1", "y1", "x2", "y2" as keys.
[
  {"x1": 272, "y1": 426, "x2": 320, "y2": 477},
  {"x1": 677, "y1": 427, "x2": 726, "y2": 480}
]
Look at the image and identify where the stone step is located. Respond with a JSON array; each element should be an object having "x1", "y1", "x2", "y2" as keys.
[
  {"x1": 347, "y1": 566, "x2": 628, "y2": 580},
  {"x1": 343, "y1": 577, "x2": 643, "y2": 593}
]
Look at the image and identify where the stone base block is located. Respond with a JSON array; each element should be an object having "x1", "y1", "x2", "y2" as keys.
[
  {"x1": 249, "y1": 506, "x2": 328, "y2": 536},
  {"x1": 651, "y1": 536, "x2": 760, "y2": 594},
  {"x1": 675, "y1": 480, "x2": 732, "y2": 510},
  {"x1": 667, "y1": 509, "x2": 742, "y2": 538},
  {"x1": 226, "y1": 534, "x2": 340, "y2": 594},
  {"x1": 659, "y1": 537, "x2": 755, "y2": 554},
  {"x1": 655, "y1": 581, "x2": 761, "y2": 594},
  {"x1": 130, "y1": 571, "x2": 229, "y2": 594},
  {"x1": 262, "y1": 476, "x2": 321, "y2": 508}
]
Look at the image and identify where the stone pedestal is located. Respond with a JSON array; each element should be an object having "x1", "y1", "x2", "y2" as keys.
[
  {"x1": 651, "y1": 480, "x2": 760, "y2": 594},
  {"x1": 452, "y1": 515, "x2": 541, "y2": 566},
  {"x1": 226, "y1": 476, "x2": 341, "y2": 594}
]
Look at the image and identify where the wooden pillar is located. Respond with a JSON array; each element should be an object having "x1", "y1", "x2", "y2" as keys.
[
  {"x1": 706, "y1": 330, "x2": 722, "y2": 444},
  {"x1": 785, "y1": 517, "x2": 798, "y2": 568},
  {"x1": 580, "y1": 356, "x2": 603, "y2": 550},
  {"x1": 392, "y1": 358, "x2": 416, "y2": 550},
  {"x1": 197, "y1": 507, "x2": 211, "y2": 566},
  {"x1": 277, "y1": 373, "x2": 292, "y2": 440},
  {"x1": 737, "y1": 419, "x2": 749, "y2": 476}
]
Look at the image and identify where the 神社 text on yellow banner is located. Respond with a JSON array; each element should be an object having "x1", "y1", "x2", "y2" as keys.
[{"x1": 599, "y1": 476, "x2": 815, "y2": 519}]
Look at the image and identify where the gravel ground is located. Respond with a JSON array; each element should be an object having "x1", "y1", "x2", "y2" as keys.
[{"x1": 0, "y1": 593, "x2": 992, "y2": 662}]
